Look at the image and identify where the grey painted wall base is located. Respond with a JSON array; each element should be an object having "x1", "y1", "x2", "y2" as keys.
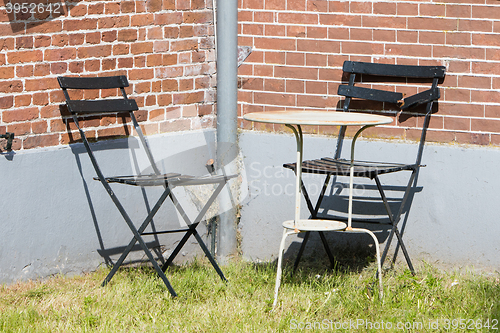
[
  {"x1": 238, "y1": 130, "x2": 500, "y2": 273},
  {"x1": 2, "y1": 128, "x2": 499, "y2": 284},
  {"x1": 0, "y1": 130, "x2": 225, "y2": 284}
]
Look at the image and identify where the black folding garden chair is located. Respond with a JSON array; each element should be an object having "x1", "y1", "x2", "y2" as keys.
[
  {"x1": 58, "y1": 75, "x2": 236, "y2": 297},
  {"x1": 283, "y1": 61, "x2": 446, "y2": 274}
]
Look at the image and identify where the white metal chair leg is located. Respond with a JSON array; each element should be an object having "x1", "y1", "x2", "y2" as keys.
[
  {"x1": 346, "y1": 227, "x2": 383, "y2": 297},
  {"x1": 273, "y1": 228, "x2": 298, "y2": 308}
]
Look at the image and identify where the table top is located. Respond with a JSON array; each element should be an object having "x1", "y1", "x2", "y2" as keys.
[{"x1": 243, "y1": 110, "x2": 393, "y2": 126}]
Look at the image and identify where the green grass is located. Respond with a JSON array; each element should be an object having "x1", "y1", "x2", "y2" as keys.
[{"x1": 0, "y1": 257, "x2": 499, "y2": 332}]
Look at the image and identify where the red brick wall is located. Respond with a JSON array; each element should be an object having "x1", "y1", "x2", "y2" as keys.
[
  {"x1": 0, "y1": 0, "x2": 216, "y2": 151},
  {"x1": 238, "y1": 0, "x2": 500, "y2": 146}
]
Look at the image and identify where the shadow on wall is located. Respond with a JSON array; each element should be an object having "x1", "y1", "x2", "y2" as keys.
[{"x1": 1, "y1": 0, "x2": 83, "y2": 33}]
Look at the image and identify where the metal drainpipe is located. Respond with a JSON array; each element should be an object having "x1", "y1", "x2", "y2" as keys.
[{"x1": 215, "y1": 0, "x2": 238, "y2": 263}]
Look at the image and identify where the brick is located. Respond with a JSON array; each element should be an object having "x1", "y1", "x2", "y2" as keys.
[
  {"x1": 459, "y1": 19, "x2": 492, "y2": 33},
  {"x1": 121, "y1": 1, "x2": 136, "y2": 13},
  {"x1": 267, "y1": 0, "x2": 286, "y2": 10},
  {"x1": 0, "y1": 66, "x2": 14, "y2": 79},
  {"x1": 15, "y1": 36, "x2": 33, "y2": 49},
  {"x1": 472, "y1": 5, "x2": 500, "y2": 20},
  {"x1": 446, "y1": 4, "x2": 471, "y2": 18},
  {"x1": 7, "y1": 123, "x2": 30, "y2": 136},
  {"x1": 160, "y1": 119, "x2": 190, "y2": 132},
  {"x1": 23, "y1": 134, "x2": 60, "y2": 149},
  {"x1": 77, "y1": 45, "x2": 112, "y2": 58},
  {"x1": 385, "y1": 43, "x2": 431, "y2": 58},
  {"x1": 182, "y1": 11, "x2": 213, "y2": 24},
  {"x1": 373, "y1": 2, "x2": 396, "y2": 15},
  {"x1": 287, "y1": 0, "x2": 306, "y2": 11},
  {"x1": 162, "y1": 54, "x2": 177, "y2": 66},
  {"x1": 26, "y1": 21, "x2": 62, "y2": 34},
  {"x1": 472, "y1": 61, "x2": 500, "y2": 76},
  {"x1": 243, "y1": 0, "x2": 264, "y2": 10},
  {"x1": 98, "y1": 16, "x2": 130, "y2": 29},
  {"x1": 285, "y1": 52, "x2": 305, "y2": 66},
  {"x1": 363, "y1": 16, "x2": 406, "y2": 29},
  {"x1": 25, "y1": 78, "x2": 59, "y2": 91},
  {"x1": 69, "y1": 3, "x2": 87, "y2": 16},
  {"x1": 471, "y1": 118, "x2": 500, "y2": 133},
  {"x1": 286, "y1": 79, "x2": 304, "y2": 93},
  {"x1": 419, "y1": 31, "x2": 445, "y2": 45},
  {"x1": 44, "y1": 48, "x2": 76, "y2": 61},
  {"x1": 0, "y1": 80, "x2": 22, "y2": 93},
  {"x1": 158, "y1": 93, "x2": 173, "y2": 106},
  {"x1": 471, "y1": 90, "x2": 500, "y2": 104},
  {"x1": 173, "y1": 91, "x2": 204, "y2": 104},
  {"x1": 444, "y1": 117, "x2": 470, "y2": 131},
  {"x1": 0, "y1": 38, "x2": 14, "y2": 52},
  {"x1": 327, "y1": 27, "x2": 349, "y2": 40},
  {"x1": 155, "y1": 13, "x2": 183, "y2": 25},
  {"x1": 63, "y1": 18, "x2": 97, "y2": 31},
  {"x1": 3, "y1": 107, "x2": 39, "y2": 123},
  {"x1": 50, "y1": 62, "x2": 68, "y2": 74},
  {"x1": 131, "y1": 14, "x2": 154, "y2": 27},
  {"x1": 85, "y1": 59, "x2": 100, "y2": 72},
  {"x1": 473, "y1": 33, "x2": 500, "y2": 47},
  {"x1": 32, "y1": 120, "x2": 48, "y2": 134},
  {"x1": 102, "y1": 58, "x2": 116, "y2": 71},
  {"x1": 254, "y1": 11, "x2": 274, "y2": 23},
  {"x1": 129, "y1": 68, "x2": 154, "y2": 80},
  {"x1": 131, "y1": 42, "x2": 154, "y2": 54},
  {"x1": 52, "y1": 34, "x2": 69, "y2": 47},
  {"x1": 276, "y1": 65, "x2": 317, "y2": 80},
  {"x1": 32, "y1": 93, "x2": 49, "y2": 106},
  {"x1": 320, "y1": 13, "x2": 361, "y2": 27},
  {"x1": 484, "y1": 105, "x2": 500, "y2": 119},
  {"x1": 421, "y1": 3, "x2": 446, "y2": 16},
  {"x1": 254, "y1": 92, "x2": 295, "y2": 106},
  {"x1": 147, "y1": 0, "x2": 162, "y2": 11},
  {"x1": 113, "y1": 44, "x2": 130, "y2": 56},
  {"x1": 278, "y1": 13, "x2": 318, "y2": 25},
  {"x1": 0, "y1": 96, "x2": 13, "y2": 109},
  {"x1": 344, "y1": 41, "x2": 384, "y2": 55},
  {"x1": 305, "y1": 81, "x2": 327, "y2": 95},
  {"x1": 171, "y1": 39, "x2": 198, "y2": 52},
  {"x1": 458, "y1": 75, "x2": 491, "y2": 89},
  {"x1": 397, "y1": 30, "x2": 418, "y2": 43},
  {"x1": 34, "y1": 35, "x2": 51, "y2": 48},
  {"x1": 408, "y1": 17, "x2": 457, "y2": 31},
  {"x1": 34, "y1": 64, "x2": 50, "y2": 76},
  {"x1": 444, "y1": 88, "x2": 470, "y2": 103},
  {"x1": 7, "y1": 50, "x2": 43, "y2": 64},
  {"x1": 147, "y1": 27, "x2": 163, "y2": 40},
  {"x1": 69, "y1": 61, "x2": 85, "y2": 73},
  {"x1": 255, "y1": 37, "x2": 296, "y2": 51}
]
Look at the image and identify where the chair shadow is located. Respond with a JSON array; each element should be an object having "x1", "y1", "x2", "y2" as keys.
[{"x1": 1, "y1": 0, "x2": 84, "y2": 33}]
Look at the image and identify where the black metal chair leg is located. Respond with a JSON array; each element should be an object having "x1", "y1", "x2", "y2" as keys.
[
  {"x1": 162, "y1": 224, "x2": 197, "y2": 271},
  {"x1": 318, "y1": 231, "x2": 336, "y2": 269},
  {"x1": 192, "y1": 229, "x2": 227, "y2": 282}
]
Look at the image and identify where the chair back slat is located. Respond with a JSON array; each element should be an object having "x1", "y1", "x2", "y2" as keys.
[
  {"x1": 58, "y1": 76, "x2": 129, "y2": 89},
  {"x1": 343, "y1": 61, "x2": 446, "y2": 79},
  {"x1": 338, "y1": 85, "x2": 403, "y2": 104},
  {"x1": 67, "y1": 99, "x2": 138, "y2": 114},
  {"x1": 401, "y1": 87, "x2": 440, "y2": 110}
]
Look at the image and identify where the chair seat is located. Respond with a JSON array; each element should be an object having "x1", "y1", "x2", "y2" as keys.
[
  {"x1": 95, "y1": 173, "x2": 235, "y2": 187},
  {"x1": 283, "y1": 158, "x2": 419, "y2": 178},
  {"x1": 282, "y1": 219, "x2": 347, "y2": 232}
]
